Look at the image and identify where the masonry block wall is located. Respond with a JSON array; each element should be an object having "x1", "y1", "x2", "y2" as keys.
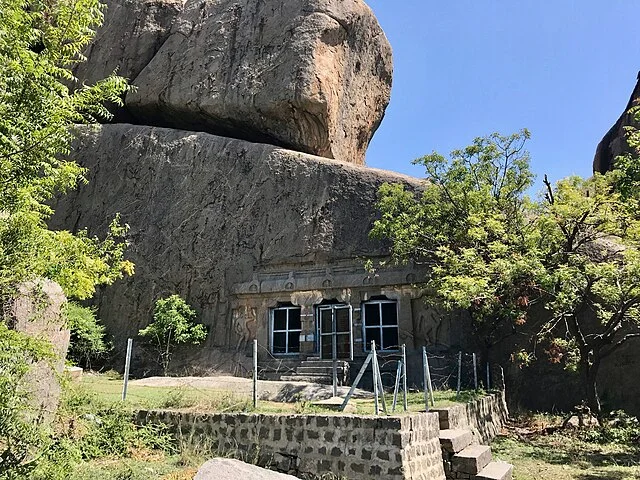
[
  {"x1": 136, "y1": 411, "x2": 446, "y2": 480},
  {"x1": 434, "y1": 393, "x2": 509, "y2": 444}
]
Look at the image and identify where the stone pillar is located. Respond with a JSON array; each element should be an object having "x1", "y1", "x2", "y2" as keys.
[{"x1": 299, "y1": 305, "x2": 315, "y2": 356}]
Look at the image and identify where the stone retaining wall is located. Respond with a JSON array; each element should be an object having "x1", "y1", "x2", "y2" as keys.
[
  {"x1": 136, "y1": 411, "x2": 446, "y2": 480},
  {"x1": 433, "y1": 393, "x2": 508, "y2": 444}
]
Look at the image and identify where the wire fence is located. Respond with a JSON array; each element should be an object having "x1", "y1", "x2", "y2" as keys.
[{"x1": 113, "y1": 338, "x2": 499, "y2": 415}]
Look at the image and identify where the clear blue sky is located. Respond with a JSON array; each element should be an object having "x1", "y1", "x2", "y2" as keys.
[{"x1": 364, "y1": 1, "x2": 640, "y2": 193}]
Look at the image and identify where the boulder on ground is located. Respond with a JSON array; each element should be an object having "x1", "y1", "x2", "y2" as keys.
[
  {"x1": 8, "y1": 279, "x2": 69, "y2": 422},
  {"x1": 563, "y1": 414, "x2": 599, "y2": 429},
  {"x1": 126, "y1": 0, "x2": 392, "y2": 164},
  {"x1": 195, "y1": 458, "x2": 300, "y2": 479}
]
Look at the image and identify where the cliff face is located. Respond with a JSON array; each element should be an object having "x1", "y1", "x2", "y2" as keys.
[
  {"x1": 593, "y1": 74, "x2": 640, "y2": 173},
  {"x1": 53, "y1": 124, "x2": 420, "y2": 352}
]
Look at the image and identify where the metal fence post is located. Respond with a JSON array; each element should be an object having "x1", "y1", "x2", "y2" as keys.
[
  {"x1": 375, "y1": 348, "x2": 387, "y2": 415},
  {"x1": 253, "y1": 339, "x2": 258, "y2": 409},
  {"x1": 121, "y1": 338, "x2": 133, "y2": 401},
  {"x1": 456, "y1": 351, "x2": 462, "y2": 400},
  {"x1": 332, "y1": 311, "x2": 338, "y2": 398},
  {"x1": 486, "y1": 361, "x2": 490, "y2": 391},
  {"x1": 402, "y1": 344, "x2": 408, "y2": 411},
  {"x1": 425, "y1": 347, "x2": 435, "y2": 407},
  {"x1": 473, "y1": 352, "x2": 478, "y2": 391},
  {"x1": 422, "y1": 346, "x2": 429, "y2": 412},
  {"x1": 372, "y1": 341, "x2": 379, "y2": 415},
  {"x1": 340, "y1": 351, "x2": 372, "y2": 411},
  {"x1": 392, "y1": 360, "x2": 401, "y2": 413}
]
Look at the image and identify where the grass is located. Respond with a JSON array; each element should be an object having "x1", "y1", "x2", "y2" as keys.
[
  {"x1": 79, "y1": 372, "x2": 485, "y2": 416},
  {"x1": 351, "y1": 389, "x2": 487, "y2": 415},
  {"x1": 71, "y1": 454, "x2": 198, "y2": 480},
  {"x1": 79, "y1": 374, "x2": 253, "y2": 412},
  {"x1": 491, "y1": 423, "x2": 640, "y2": 480}
]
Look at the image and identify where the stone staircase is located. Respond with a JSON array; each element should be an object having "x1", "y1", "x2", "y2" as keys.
[
  {"x1": 279, "y1": 358, "x2": 350, "y2": 385},
  {"x1": 439, "y1": 429, "x2": 512, "y2": 480}
]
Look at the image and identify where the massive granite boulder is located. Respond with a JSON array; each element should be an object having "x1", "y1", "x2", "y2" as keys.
[
  {"x1": 73, "y1": 0, "x2": 184, "y2": 87},
  {"x1": 126, "y1": 0, "x2": 392, "y2": 164},
  {"x1": 80, "y1": 0, "x2": 393, "y2": 165},
  {"x1": 593, "y1": 73, "x2": 640, "y2": 173},
  {"x1": 52, "y1": 124, "x2": 418, "y2": 353}
]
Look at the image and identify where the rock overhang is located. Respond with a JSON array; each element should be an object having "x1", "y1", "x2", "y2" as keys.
[{"x1": 74, "y1": 0, "x2": 393, "y2": 165}]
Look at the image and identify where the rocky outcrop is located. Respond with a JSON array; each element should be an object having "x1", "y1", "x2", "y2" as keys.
[
  {"x1": 593, "y1": 73, "x2": 640, "y2": 173},
  {"x1": 75, "y1": 0, "x2": 392, "y2": 164},
  {"x1": 52, "y1": 124, "x2": 419, "y2": 351},
  {"x1": 73, "y1": 0, "x2": 184, "y2": 87}
]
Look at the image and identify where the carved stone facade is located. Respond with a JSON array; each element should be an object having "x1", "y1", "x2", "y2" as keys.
[{"x1": 231, "y1": 263, "x2": 430, "y2": 363}]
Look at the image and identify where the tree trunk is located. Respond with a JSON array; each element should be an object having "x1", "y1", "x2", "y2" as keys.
[{"x1": 583, "y1": 357, "x2": 601, "y2": 416}]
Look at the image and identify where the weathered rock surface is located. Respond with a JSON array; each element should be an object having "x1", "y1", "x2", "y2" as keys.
[
  {"x1": 593, "y1": 73, "x2": 640, "y2": 173},
  {"x1": 72, "y1": 0, "x2": 184, "y2": 87},
  {"x1": 52, "y1": 124, "x2": 418, "y2": 354},
  {"x1": 195, "y1": 459, "x2": 300, "y2": 480},
  {"x1": 125, "y1": 0, "x2": 392, "y2": 164},
  {"x1": 8, "y1": 279, "x2": 69, "y2": 422}
]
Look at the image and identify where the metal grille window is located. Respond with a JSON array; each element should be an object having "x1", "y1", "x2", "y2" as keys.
[
  {"x1": 271, "y1": 306, "x2": 302, "y2": 354},
  {"x1": 363, "y1": 300, "x2": 399, "y2": 351},
  {"x1": 317, "y1": 304, "x2": 353, "y2": 360}
]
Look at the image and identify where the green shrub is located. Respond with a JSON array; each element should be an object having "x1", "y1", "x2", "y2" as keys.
[
  {"x1": 28, "y1": 438, "x2": 81, "y2": 480},
  {"x1": 139, "y1": 295, "x2": 207, "y2": 375},
  {"x1": 580, "y1": 410, "x2": 640, "y2": 446},
  {"x1": 0, "y1": 324, "x2": 61, "y2": 480},
  {"x1": 64, "y1": 302, "x2": 111, "y2": 369},
  {"x1": 158, "y1": 389, "x2": 190, "y2": 410},
  {"x1": 104, "y1": 369, "x2": 123, "y2": 380},
  {"x1": 60, "y1": 382, "x2": 100, "y2": 413},
  {"x1": 77, "y1": 406, "x2": 176, "y2": 459}
]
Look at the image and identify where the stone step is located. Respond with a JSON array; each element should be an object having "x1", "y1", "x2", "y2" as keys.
[
  {"x1": 260, "y1": 372, "x2": 286, "y2": 381},
  {"x1": 298, "y1": 360, "x2": 349, "y2": 368},
  {"x1": 439, "y1": 429, "x2": 473, "y2": 454},
  {"x1": 475, "y1": 461, "x2": 513, "y2": 480},
  {"x1": 296, "y1": 366, "x2": 347, "y2": 375},
  {"x1": 452, "y1": 445, "x2": 492, "y2": 475},
  {"x1": 280, "y1": 375, "x2": 333, "y2": 385}
]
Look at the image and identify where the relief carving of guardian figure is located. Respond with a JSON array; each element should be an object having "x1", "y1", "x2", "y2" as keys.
[{"x1": 232, "y1": 305, "x2": 257, "y2": 351}]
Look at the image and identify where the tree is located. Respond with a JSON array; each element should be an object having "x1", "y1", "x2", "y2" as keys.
[
  {"x1": 0, "y1": 0, "x2": 134, "y2": 475},
  {"x1": 372, "y1": 130, "x2": 640, "y2": 416},
  {"x1": 139, "y1": 295, "x2": 208, "y2": 376},
  {"x1": 0, "y1": 0, "x2": 133, "y2": 303},
  {"x1": 64, "y1": 301, "x2": 110, "y2": 369},
  {"x1": 535, "y1": 173, "x2": 640, "y2": 415},
  {"x1": 371, "y1": 130, "x2": 548, "y2": 361}
]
